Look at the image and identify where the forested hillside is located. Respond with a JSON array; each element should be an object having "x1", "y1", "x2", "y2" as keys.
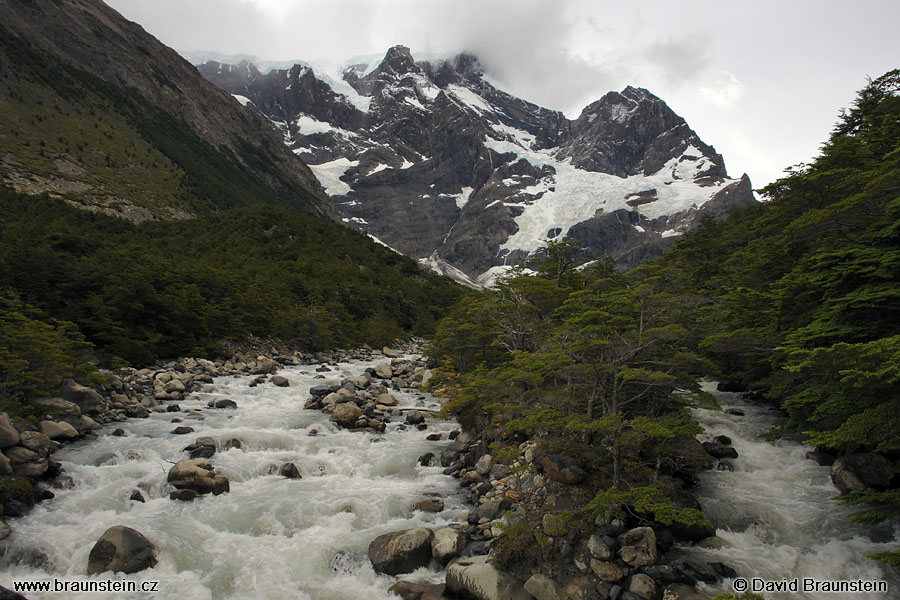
[
  {"x1": 0, "y1": 187, "x2": 462, "y2": 409},
  {"x1": 428, "y1": 69, "x2": 900, "y2": 566}
]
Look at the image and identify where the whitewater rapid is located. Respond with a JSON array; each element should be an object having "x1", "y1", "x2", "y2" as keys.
[
  {"x1": 0, "y1": 357, "x2": 466, "y2": 599},
  {"x1": 688, "y1": 383, "x2": 900, "y2": 599}
]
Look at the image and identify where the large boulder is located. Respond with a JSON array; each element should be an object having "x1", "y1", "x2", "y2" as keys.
[
  {"x1": 445, "y1": 555, "x2": 532, "y2": 600},
  {"x1": 701, "y1": 442, "x2": 738, "y2": 460},
  {"x1": 0, "y1": 413, "x2": 19, "y2": 448},
  {"x1": 270, "y1": 375, "x2": 290, "y2": 387},
  {"x1": 368, "y1": 528, "x2": 434, "y2": 575},
  {"x1": 40, "y1": 420, "x2": 79, "y2": 441},
  {"x1": 58, "y1": 379, "x2": 103, "y2": 415},
  {"x1": 250, "y1": 356, "x2": 277, "y2": 375},
  {"x1": 0, "y1": 451, "x2": 11, "y2": 476},
  {"x1": 166, "y1": 459, "x2": 229, "y2": 495},
  {"x1": 331, "y1": 403, "x2": 362, "y2": 428},
  {"x1": 163, "y1": 379, "x2": 185, "y2": 394},
  {"x1": 30, "y1": 397, "x2": 81, "y2": 417},
  {"x1": 524, "y1": 574, "x2": 561, "y2": 600},
  {"x1": 831, "y1": 453, "x2": 895, "y2": 494},
  {"x1": 589, "y1": 559, "x2": 624, "y2": 582},
  {"x1": 377, "y1": 393, "x2": 399, "y2": 407},
  {"x1": 86, "y1": 526, "x2": 157, "y2": 575},
  {"x1": 388, "y1": 581, "x2": 447, "y2": 600},
  {"x1": 540, "y1": 454, "x2": 586, "y2": 485},
  {"x1": 374, "y1": 362, "x2": 393, "y2": 379},
  {"x1": 279, "y1": 462, "x2": 302, "y2": 479},
  {"x1": 432, "y1": 527, "x2": 467, "y2": 564},
  {"x1": 618, "y1": 526, "x2": 658, "y2": 567},
  {"x1": 475, "y1": 455, "x2": 494, "y2": 476},
  {"x1": 627, "y1": 573, "x2": 658, "y2": 600}
]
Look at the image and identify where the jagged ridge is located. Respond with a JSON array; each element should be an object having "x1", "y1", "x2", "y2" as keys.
[{"x1": 198, "y1": 45, "x2": 756, "y2": 285}]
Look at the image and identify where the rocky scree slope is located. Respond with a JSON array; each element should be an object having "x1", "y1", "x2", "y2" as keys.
[
  {"x1": 199, "y1": 45, "x2": 755, "y2": 286},
  {"x1": 0, "y1": 0, "x2": 333, "y2": 221}
]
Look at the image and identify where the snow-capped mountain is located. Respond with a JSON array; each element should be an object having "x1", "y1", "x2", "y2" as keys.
[{"x1": 197, "y1": 45, "x2": 755, "y2": 286}]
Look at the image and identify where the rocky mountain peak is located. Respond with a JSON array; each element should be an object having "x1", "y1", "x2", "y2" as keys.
[
  {"x1": 198, "y1": 46, "x2": 756, "y2": 287},
  {"x1": 380, "y1": 45, "x2": 417, "y2": 74},
  {"x1": 558, "y1": 86, "x2": 724, "y2": 179}
]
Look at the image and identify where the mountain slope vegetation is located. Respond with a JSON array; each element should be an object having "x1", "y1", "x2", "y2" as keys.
[
  {"x1": 0, "y1": 186, "x2": 462, "y2": 406},
  {"x1": 0, "y1": 0, "x2": 463, "y2": 411},
  {"x1": 0, "y1": 0, "x2": 332, "y2": 220}
]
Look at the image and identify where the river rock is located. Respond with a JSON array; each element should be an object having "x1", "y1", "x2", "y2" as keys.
[
  {"x1": 415, "y1": 498, "x2": 444, "y2": 512},
  {"x1": 445, "y1": 555, "x2": 531, "y2": 600},
  {"x1": 432, "y1": 527, "x2": 466, "y2": 564},
  {"x1": 250, "y1": 357, "x2": 277, "y2": 374},
  {"x1": 382, "y1": 347, "x2": 403, "y2": 358},
  {"x1": 661, "y1": 583, "x2": 708, "y2": 599},
  {"x1": 167, "y1": 458, "x2": 229, "y2": 495},
  {"x1": 377, "y1": 393, "x2": 398, "y2": 406},
  {"x1": 0, "y1": 413, "x2": 19, "y2": 448},
  {"x1": 331, "y1": 402, "x2": 362, "y2": 428},
  {"x1": 388, "y1": 581, "x2": 447, "y2": 600},
  {"x1": 39, "y1": 420, "x2": 79, "y2": 441},
  {"x1": 59, "y1": 379, "x2": 104, "y2": 415},
  {"x1": 806, "y1": 451, "x2": 836, "y2": 466},
  {"x1": 831, "y1": 453, "x2": 895, "y2": 493},
  {"x1": 271, "y1": 375, "x2": 290, "y2": 387},
  {"x1": 374, "y1": 363, "x2": 393, "y2": 379},
  {"x1": 30, "y1": 397, "x2": 81, "y2": 417},
  {"x1": 590, "y1": 558, "x2": 624, "y2": 582},
  {"x1": 417, "y1": 452, "x2": 434, "y2": 466},
  {"x1": 474, "y1": 454, "x2": 494, "y2": 476},
  {"x1": 4, "y1": 446, "x2": 37, "y2": 464},
  {"x1": 169, "y1": 489, "x2": 200, "y2": 502},
  {"x1": 213, "y1": 399, "x2": 237, "y2": 409},
  {"x1": 14, "y1": 433, "x2": 52, "y2": 459},
  {"x1": 473, "y1": 499, "x2": 502, "y2": 522},
  {"x1": 587, "y1": 532, "x2": 614, "y2": 560},
  {"x1": 86, "y1": 525, "x2": 157, "y2": 575},
  {"x1": 405, "y1": 410, "x2": 425, "y2": 425},
  {"x1": 164, "y1": 379, "x2": 185, "y2": 394},
  {"x1": 541, "y1": 454, "x2": 586, "y2": 485},
  {"x1": 716, "y1": 380, "x2": 746, "y2": 392},
  {"x1": 627, "y1": 574, "x2": 658, "y2": 600},
  {"x1": 701, "y1": 442, "x2": 738, "y2": 459},
  {"x1": 189, "y1": 446, "x2": 215, "y2": 459},
  {"x1": 619, "y1": 526, "x2": 657, "y2": 567},
  {"x1": 0, "y1": 518, "x2": 10, "y2": 540},
  {"x1": 368, "y1": 527, "x2": 434, "y2": 575},
  {"x1": 524, "y1": 574, "x2": 561, "y2": 600},
  {"x1": 280, "y1": 462, "x2": 302, "y2": 478},
  {"x1": 0, "y1": 451, "x2": 11, "y2": 475}
]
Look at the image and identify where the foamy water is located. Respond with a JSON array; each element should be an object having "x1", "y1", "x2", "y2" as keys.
[
  {"x1": 688, "y1": 383, "x2": 900, "y2": 599},
  {"x1": 0, "y1": 357, "x2": 466, "y2": 599}
]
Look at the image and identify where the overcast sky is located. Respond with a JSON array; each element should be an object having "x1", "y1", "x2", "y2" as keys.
[{"x1": 106, "y1": 0, "x2": 898, "y2": 189}]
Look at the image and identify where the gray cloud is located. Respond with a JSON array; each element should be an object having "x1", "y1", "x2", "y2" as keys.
[{"x1": 106, "y1": 0, "x2": 900, "y2": 187}]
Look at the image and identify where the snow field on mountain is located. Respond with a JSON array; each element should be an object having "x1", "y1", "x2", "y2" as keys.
[
  {"x1": 307, "y1": 158, "x2": 358, "y2": 196},
  {"x1": 483, "y1": 134, "x2": 735, "y2": 254}
]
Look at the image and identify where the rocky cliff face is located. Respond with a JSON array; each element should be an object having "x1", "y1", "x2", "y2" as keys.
[
  {"x1": 0, "y1": 0, "x2": 333, "y2": 220},
  {"x1": 199, "y1": 45, "x2": 756, "y2": 286}
]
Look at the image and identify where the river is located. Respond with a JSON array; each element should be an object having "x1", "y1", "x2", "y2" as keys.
[
  {"x1": 688, "y1": 382, "x2": 900, "y2": 599},
  {"x1": 0, "y1": 356, "x2": 466, "y2": 599}
]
